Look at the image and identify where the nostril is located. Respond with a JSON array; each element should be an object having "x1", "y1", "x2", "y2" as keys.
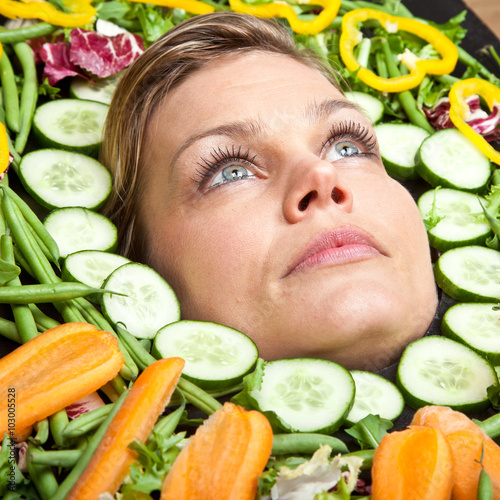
[
  {"x1": 298, "y1": 191, "x2": 315, "y2": 211},
  {"x1": 331, "y1": 187, "x2": 344, "y2": 204}
]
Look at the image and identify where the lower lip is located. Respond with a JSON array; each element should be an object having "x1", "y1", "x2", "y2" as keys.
[{"x1": 290, "y1": 244, "x2": 381, "y2": 275}]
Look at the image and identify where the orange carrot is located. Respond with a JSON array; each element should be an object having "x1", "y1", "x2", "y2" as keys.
[
  {"x1": 0, "y1": 322, "x2": 123, "y2": 435},
  {"x1": 161, "y1": 402, "x2": 273, "y2": 500},
  {"x1": 66, "y1": 357, "x2": 185, "y2": 499},
  {"x1": 411, "y1": 405, "x2": 500, "y2": 499},
  {"x1": 371, "y1": 425, "x2": 454, "y2": 500}
]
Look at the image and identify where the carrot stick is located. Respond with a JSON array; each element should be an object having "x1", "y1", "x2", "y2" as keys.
[
  {"x1": 371, "y1": 425, "x2": 453, "y2": 500},
  {"x1": 66, "y1": 357, "x2": 185, "y2": 499},
  {"x1": 161, "y1": 402, "x2": 273, "y2": 500},
  {"x1": 411, "y1": 405, "x2": 500, "y2": 499},
  {"x1": 0, "y1": 322, "x2": 123, "y2": 435}
]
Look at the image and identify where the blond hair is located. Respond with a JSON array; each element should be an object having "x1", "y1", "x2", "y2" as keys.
[{"x1": 100, "y1": 11, "x2": 342, "y2": 259}]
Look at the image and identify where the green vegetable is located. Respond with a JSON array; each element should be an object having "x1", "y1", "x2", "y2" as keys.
[
  {"x1": 0, "y1": 50, "x2": 20, "y2": 133},
  {"x1": 0, "y1": 22, "x2": 56, "y2": 44},
  {"x1": 62, "y1": 404, "x2": 115, "y2": 439},
  {"x1": 13, "y1": 42, "x2": 38, "y2": 155}
]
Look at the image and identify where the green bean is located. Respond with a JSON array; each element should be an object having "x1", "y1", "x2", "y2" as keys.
[
  {"x1": 0, "y1": 315, "x2": 21, "y2": 343},
  {"x1": 381, "y1": 38, "x2": 434, "y2": 133},
  {"x1": 116, "y1": 324, "x2": 157, "y2": 370},
  {"x1": 50, "y1": 409, "x2": 69, "y2": 448},
  {"x1": 478, "y1": 467, "x2": 494, "y2": 500},
  {"x1": 62, "y1": 404, "x2": 115, "y2": 439},
  {"x1": 177, "y1": 377, "x2": 222, "y2": 415},
  {"x1": 271, "y1": 433, "x2": 349, "y2": 456},
  {"x1": 27, "y1": 442, "x2": 59, "y2": 500},
  {"x1": 0, "y1": 50, "x2": 20, "y2": 133},
  {"x1": 0, "y1": 23, "x2": 57, "y2": 44},
  {"x1": 1, "y1": 234, "x2": 38, "y2": 342},
  {"x1": 28, "y1": 304, "x2": 60, "y2": 331},
  {"x1": 1, "y1": 187, "x2": 57, "y2": 284},
  {"x1": 343, "y1": 448, "x2": 375, "y2": 471},
  {"x1": 52, "y1": 390, "x2": 127, "y2": 500},
  {"x1": 29, "y1": 449, "x2": 81, "y2": 469},
  {"x1": 3, "y1": 185, "x2": 60, "y2": 265},
  {"x1": 110, "y1": 373, "x2": 128, "y2": 395},
  {"x1": 13, "y1": 42, "x2": 38, "y2": 154},
  {"x1": 13, "y1": 244, "x2": 35, "y2": 277},
  {"x1": 33, "y1": 418, "x2": 49, "y2": 445},
  {"x1": 0, "y1": 281, "x2": 112, "y2": 303},
  {"x1": 475, "y1": 413, "x2": 500, "y2": 440}
]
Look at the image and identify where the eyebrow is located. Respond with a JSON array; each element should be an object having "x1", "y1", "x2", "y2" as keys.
[{"x1": 169, "y1": 97, "x2": 362, "y2": 172}]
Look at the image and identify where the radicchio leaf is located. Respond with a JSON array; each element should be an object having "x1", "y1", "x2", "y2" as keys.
[
  {"x1": 424, "y1": 95, "x2": 500, "y2": 142},
  {"x1": 70, "y1": 27, "x2": 144, "y2": 79},
  {"x1": 66, "y1": 391, "x2": 105, "y2": 419},
  {"x1": 40, "y1": 41, "x2": 87, "y2": 86}
]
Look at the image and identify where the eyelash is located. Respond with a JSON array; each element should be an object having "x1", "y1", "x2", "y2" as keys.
[
  {"x1": 192, "y1": 145, "x2": 256, "y2": 187},
  {"x1": 324, "y1": 120, "x2": 377, "y2": 157},
  {"x1": 192, "y1": 121, "x2": 377, "y2": 188}
]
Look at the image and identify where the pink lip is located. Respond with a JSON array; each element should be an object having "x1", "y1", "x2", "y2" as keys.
[{"x1": 284, "y1": 226, "x2": 384, "y2": 277}]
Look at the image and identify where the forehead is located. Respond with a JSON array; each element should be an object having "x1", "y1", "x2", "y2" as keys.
[{"x1": 147, "y1": 52, "x2": 352, "y2": 145}]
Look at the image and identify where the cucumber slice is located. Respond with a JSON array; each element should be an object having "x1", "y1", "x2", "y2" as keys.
[
  {"x1": 44, "y1": 207, "x2": 117, "y2": 258},
  {"x1": 344, "y1": 91, "x2": 384, "y2": 124},
  {"x1": 374, "y1": 123, "x2": 430, "y2": 180},
  {"x1": 33, "y1": 99, "x2": 109, "y2": 157},
  {"x1": 19, "y1": 149, "x2": 112, "y2": 211},
  {"x1": 416, "y1": 128, "x2": 492, "y2": 192},
  {"x1": 153, "y1": 320, "x2": 258, "y2": 390},
  {"x1": 69, "y1": 75, "x2": 120, "y2": 104},
  {"x1": 345, "y1": 370, "x2": 404, "y2": 425},
  {"x1": 396, "y1": 336, "x2": 497, "y2": 412},
  {"x1": 442, "y1": 302, "x2": 500, "y2": 365},
  {"x1": 101, "y1": 262, "x2": 180, "y2": 339},
  {"x1": 249, "y1": 358, "x2": 355, "y2": 433},
  {"x1": 418, "y1": 188, "x2": 491, "y2": 252},
  {"x1": 435, "y1": 245, "x2": 500, "y2": 302},
  {"x1": 62, "y1": 250, "x2": 131, "y2": 303}
]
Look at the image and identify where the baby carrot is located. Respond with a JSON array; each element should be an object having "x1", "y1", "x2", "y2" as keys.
[
  {"x1": 371, "y1": 425, "x2": 453, "y2": 500},
  {"x1": 66, "y1": 357, "x2": 185, "y2": 499},
  {"x1": 0, "y1": 322, "x2": 124, "y2": 435},
  {"x1": 161, "y1": 402, "x2": 273, "y2": 500}
]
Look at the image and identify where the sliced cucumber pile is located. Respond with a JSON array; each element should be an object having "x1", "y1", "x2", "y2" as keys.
[
  {"x1": 374, "y1": 123, "x2": 430, "y2": 180},
  {"x1": 19, "y1": 149, "x2": 112, "y2": 210},
  {"x1": 247, "y1": 358, "x2": 355, "y2": 433},
  {"x1": 418, "y1": 188, "x2": 491, "y2": 251},
  {"x1": 101, "y1": 262, "x2": 180, "y2": 339},
  {"x1": 434, "y1": 245, "x2": 500, "y2": 302},
  {"x1": 62, "y1": 250, "x2": 131, "y2": 303},
  {"x1": 344, "y1": 91, "x2": 384, "y2": 124},
  {"x1": 442, "y1": 302, "x2": 500, "y2": 365},
  {"x1": 345, "y1": 370, "x2": 404, "y2": 425},
  {"x1": 33, "y1": 98, "x2": 109, "y2": 157},
  {"x1": 397, "y1": 336, "x2": 497, "y2": 412},
  {"x1": 44, "y1": 207, "x2": 118, "y2": 258},
  {"x1": 69, "y1": 75, "x2": 120, "y2": 104},
  {"x1": 153, "y1": 320, "x2": 258, "y2": 390},
  {"x1": 416, "y1": 128, "x2": 492, "y2": 192}
]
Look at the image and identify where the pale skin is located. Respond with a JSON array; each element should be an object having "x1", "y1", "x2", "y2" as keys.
[{"x1": 137, "y1": 51, "x2": 438, "y2": 371}]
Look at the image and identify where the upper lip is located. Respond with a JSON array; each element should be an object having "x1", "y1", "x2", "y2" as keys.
[{"x1": 284, "y1": 225, "x2": 385, "y2": 278}]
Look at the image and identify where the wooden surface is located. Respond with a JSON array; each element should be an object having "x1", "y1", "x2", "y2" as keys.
[{"x1": 462, "y1": 0, "x2": 500, "y2": 38}]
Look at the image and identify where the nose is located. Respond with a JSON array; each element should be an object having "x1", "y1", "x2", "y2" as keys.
[{"x1": 282, "y1": 156, "x2": 353, "y2": 224}]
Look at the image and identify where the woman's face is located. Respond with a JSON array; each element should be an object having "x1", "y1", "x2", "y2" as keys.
[{"x1": 137, "y1": 52, "x2": 438, "y2": 370}]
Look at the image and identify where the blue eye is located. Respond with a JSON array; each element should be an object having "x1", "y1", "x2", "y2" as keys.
[
  {"x1": 210, "y1": 164, "x2": 253, "y2": 187},
  {"x1": 325, "y1": 140, "x2": 361, "y2": 162}
]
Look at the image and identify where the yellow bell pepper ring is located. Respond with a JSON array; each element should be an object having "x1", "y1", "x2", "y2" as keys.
[
  {"x1": 340, "y1": 8, "x2": 459, "y2": 93},
  {"x1": 128, "y1": 0, "x2": 215, "y2": 15},
  {"x1": 229, "y1": 0, "x2": 341, "y2": 35},
  {"x1": 0, "y1": 0, "x2": 95, "y2": 28},
  {"x1": 449, "y1": 78, "x2": 500, "y2": 166}
]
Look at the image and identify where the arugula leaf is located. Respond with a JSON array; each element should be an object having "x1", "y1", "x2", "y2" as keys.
[
  {"x1": 487, "y1": 382, "x2": 500, "y2": 410},
  {"x1": 97, "y1": 0, "x2": 132, "y2": 21},
  {"x1": 38, "y1": 79, "x2": 61, "y2": 100},
  {"x1": 132, "y1": 4, "x2": 174, "y2": 44},
  {"x1": 344, "y1": 414, "x2": 393, "y2": 449},
  {"x1": 422, "y1": 186, "x2": 443, "y2": 232},
  {"x1": 0, "y1": 259, "x2": 21, "y2": 285}
]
